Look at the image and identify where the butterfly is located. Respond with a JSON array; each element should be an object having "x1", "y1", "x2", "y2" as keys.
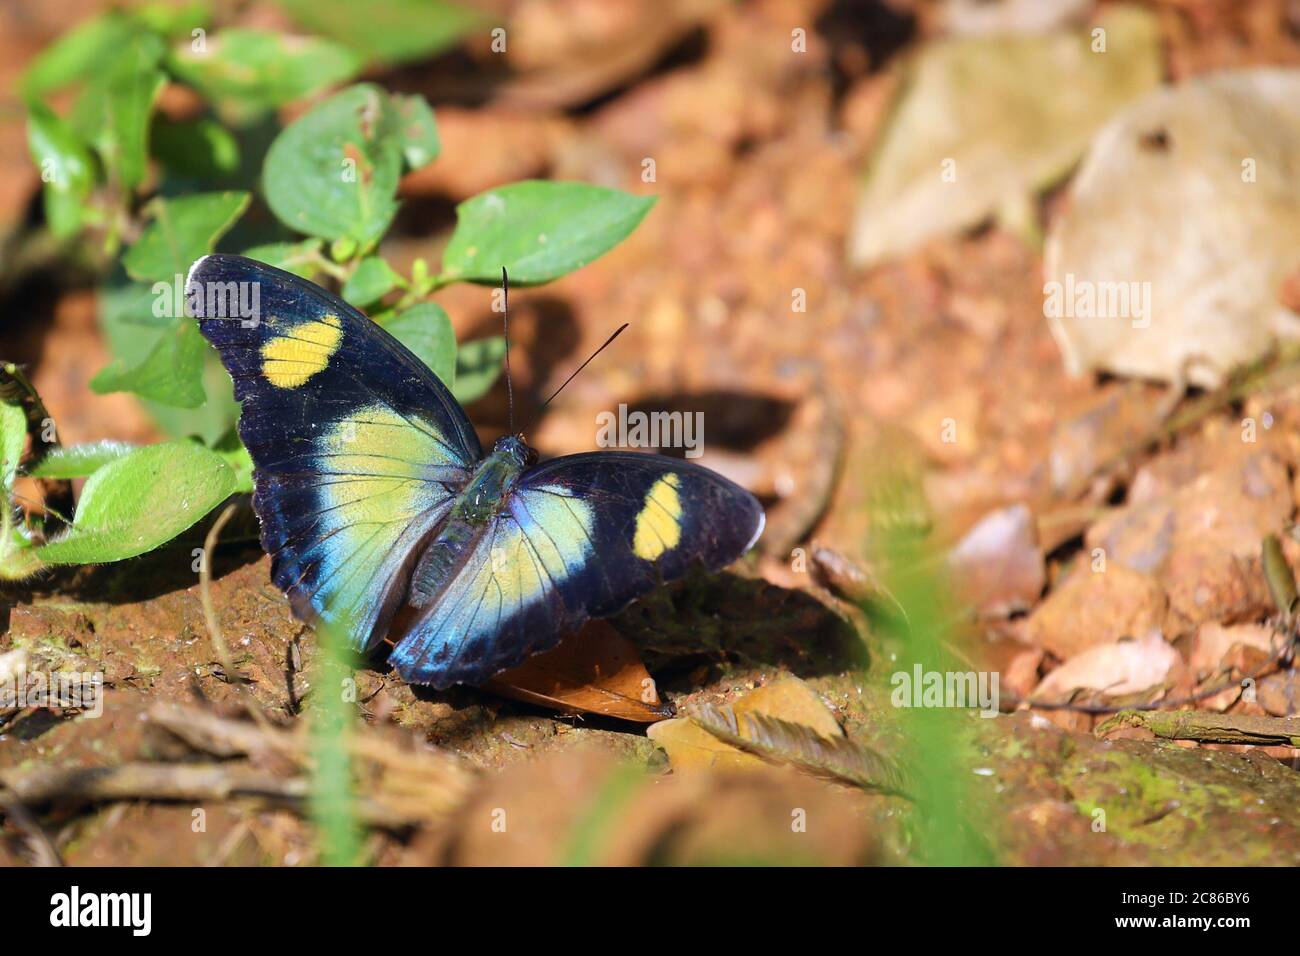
[{"x1": 187, "y1": 255, "x2": 765, "y2": 690}]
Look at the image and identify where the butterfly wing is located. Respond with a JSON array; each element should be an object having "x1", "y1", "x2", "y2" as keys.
[
  {"x1": 188, "y1": 254, "x2": 481, "y2": 650},
  {"x1": 389, "y1": 452, "x2": 764, "y2": 688}
]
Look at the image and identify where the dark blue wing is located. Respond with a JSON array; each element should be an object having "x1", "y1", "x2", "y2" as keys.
[
  {"x1": 388, "y1": 452, "x2": 764, "y2": 687},
  {"x1": 188, "y1": 254, "x2": 480, "y2": 650}
]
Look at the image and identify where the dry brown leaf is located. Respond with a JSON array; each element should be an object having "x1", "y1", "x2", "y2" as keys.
[
  {"x1": 1188, "y1": 622, "x2": 1278, "y2": 678},
  {"x1": 948, "y1": 504, "x2": 1045, "y2": 616},
  {"x1": 1045, "y1": 69, "x2": 1300, "y2": 387},
  {"x1": 647, "y1": 674, "x2": 842, "y2": 772},
  {"x1": 483, "y1": 620, "x2": 673, "y2": 723},
  {"x1": 1032, "y1": 631, "x2": 1181, "y2": 703},
  {"x1": 1024, "y1": 562, "x2": 1169, "y2": 659}
]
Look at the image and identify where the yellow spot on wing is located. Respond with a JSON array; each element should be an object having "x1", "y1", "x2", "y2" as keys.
[
  {"x1": 261, "y1": 314, "x2": 343, "y2": 388},
  {"x1": 633, "y1": 472, "x2": 683, "y2": 561}
]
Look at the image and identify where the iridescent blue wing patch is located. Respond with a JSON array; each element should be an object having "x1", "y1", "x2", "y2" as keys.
[
  {"x1": 389, "y1": 452, "x2": 764, "y2": 688},
  {"x1": 188, "y1": 254, "x2": 480, "y2": 650}
]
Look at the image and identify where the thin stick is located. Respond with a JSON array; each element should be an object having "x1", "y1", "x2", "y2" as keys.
[{"x1": 200, "y1": 503, "x2": 272, "y2": 730}]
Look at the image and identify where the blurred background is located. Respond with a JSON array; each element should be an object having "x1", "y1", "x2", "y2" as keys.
[{"x1": 4, "y1": 0, "x2": 1300, "y2": 867}]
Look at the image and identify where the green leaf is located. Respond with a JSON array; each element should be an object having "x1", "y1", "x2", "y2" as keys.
[
  {"x1": 452, "y1": 336, "x2": 505, "y2": 404},
  {"x1": 381, "y1": 303, "x2": 455, "y2": 384},
  {"x1": 263, "y1": 84, "x2": 403, "y2": 250},
  {"x1": 132, "y1": 2, "x2": 212, "y2": 37},
  {"x1": 21, "y1": 11, "x2": 141, "y2": 99},
  {"x1": 167, "y1": 28, "x2": 361, "y2": 112},
  {"x1": 213, "y1": 431, "x2": 254, "y2": 494},
  {"x1": 91, "y1": 318, "x2": 208, "y2": 408},
  {"x1": 342, "y1": 256, "x2": 402, "y2": 306},
  {"x1": 28, "y1": 441, "x2": 137, "y2": 479},
  {"x1": 100, "y1": 279, "x2": 171, "y2": 329},
  {"x1": 68, "y1": 32, "x2": 167, "y2": 189},
  {"x1": 275, "y1": 0, "x2": 484, "y2": 66},
  {"x1": 123, "y1": 191, "x2": 251, "y2": 283},
  {"x1": 151, "y1": 115, "x2": 241, "y2": 179},
  {"x1": 26, "y1": 103, "x2": 96, "y2": 239},
  {"x1": 392, "y1": 93, "x2": 440, "y2": 169},
  {"x1": 37, "y1": 441, "x2": 236, "y2": 565},
  {"x1": 242, "y1": 239, "x2": 324, "y2": 278},
  {"x1": 97, "y1": 278, "x2": 239, "y2": 443},
  {"x1": 1, "y1": 402, "x2": 25, "y2": 496},
  {"x1": 440, "y1": 181, "x2": 656, "y2": 285}
]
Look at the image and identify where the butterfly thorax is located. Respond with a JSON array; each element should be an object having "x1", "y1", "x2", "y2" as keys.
[
  {"x1": 406, "y1": 436, "x2": 536, "y2": 608},
  {"x1": 453, "y1": 435, "x2": 536, "y2": 523}
]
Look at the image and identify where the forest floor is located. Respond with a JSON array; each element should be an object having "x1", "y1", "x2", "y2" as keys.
[{"x1": 4, "y1": 0, "x2": 1300, "y2": 865}]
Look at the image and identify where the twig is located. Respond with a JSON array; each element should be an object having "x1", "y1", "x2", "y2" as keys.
[
  {"x1": 1096, "y1": 710, "x2": 1300, "y2": 747},
  {"x1": 1059, "y1": 343, "x2": 1300, "y2": 501},
  {"x1": 0, "y1": 790, "x2": 64, "y2": 866},
  {"x1": 200, "y1": 502, "x2": 273, "y2": 730},
  {"x1": 147, "y1": 702, "x2": 475, "y2": 825},
  {"x1": 0, "y1": 762, "x2": 406, "y2": 829}
]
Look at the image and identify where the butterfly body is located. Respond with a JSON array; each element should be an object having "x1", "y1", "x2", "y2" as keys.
[
  {"x1": 188, "y1": 255, "x2": 764, "y2": 690},
  {"x1": 407, "y1": 435, "x2": 532, "y2": 608}
]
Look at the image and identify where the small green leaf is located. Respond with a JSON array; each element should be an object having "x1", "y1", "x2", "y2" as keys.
[
  {"x1": 380, "y1": 303, "x2": 455, "y2": 385},
  {"x1": 440, "y1": 181, "x2": 656, "y2": 286},
  {"x1": 123, "y1": 191, "x2": 251, "y2": 283},
  {"x1": 392, "y1": 93, "x2": 440, "y2": 169},
  {"x1": 151, "y1": 115, "x2": 241, "y2": 179},
  {"x1": 213, "y1": 433, "x2": 254, "y2": 494},
  {"x1": 331, "y1": 236, "x2": 359, "y2": 262},
  {"x1": 242, "y1": 239, "x2": 324, "y2": 278},
  {"x1": 1, "y1": 402, "x2": 26, "y2": 496},
  {"x1": 91, "y1": 318, "x2": 208, "y2": 408},
  {"x1": 100, "y1": 280, "x2": 171, "y2": 328},
  {"x1": 21, "y1": 11, "x2": 141, "y2": 99},
  {"x1": 68, "y1": 32, "x2": 166, "y2": 189},
  {"x1": 342, "y1": 256, "x2": 402, "y2": 306},
  {"x1": 263, "y1": 84, "x2": 403, "y2": 250},
  {"x1": 37, "y1": 441, "x2": 236, "y2": 565},
  {"x1": 452, "y1": 336, "x2": 506, "y2": 404},
  {"x1": 132, "y1": 2, "x2": 212, "y2": 37},
  {"x1": 26, "y1": 102, "x2": 96, "y2": 238},
  {"x1": 98, "y1": 277, "x2": 239, "y2": 443},
  {"x1": 28, "y1": 441, "x2": 137, "y2": 479},
  {"x1": 275, "y1": 0, "x2": 484, "y2": 66},
  {"x1": 167, "y1": 28, "x2": 361, "y2": 112}
]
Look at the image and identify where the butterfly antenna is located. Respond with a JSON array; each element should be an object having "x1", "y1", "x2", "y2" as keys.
[
  {"x1": 540, "y1": 323, "x2": 630, "y2": 410},
  {"x1": 502, "y1": 267, "x2": 514, "y2": 434}
]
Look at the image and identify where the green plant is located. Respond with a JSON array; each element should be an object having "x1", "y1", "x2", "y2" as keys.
[{"x1": 6, "y1": 8, "x2": 656, "y2": 580}]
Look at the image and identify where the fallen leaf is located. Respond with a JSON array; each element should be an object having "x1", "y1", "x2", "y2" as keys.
[
  {"x1": 1085, "y1": 451, "x2": 1288, "y2": 630},
  {"x1": 849, "y1": 5, "x2": 1160, "y2": 267},
  {"x1": 948, "y1": 503, "x2": 1045, "y2": 616},
  {"x1": 1045, "y1": 69, "x2": 1300, "y2": 386},
  {"x1": 647, "y1": 675, "x2": 842, "y2": 773},
  {"x1": 1025, "y1": 562, "x2": 1168, "y2": 659},
  {"x1": 941, "y1": 0, "x2": 1090, "y2": 37},
  {"x1": 483, "y1": 621, "x2": 673, "y2": 723},
  {"x1": 1188, "y1": 622, "x2": 1278, "y2": 678},
  {"x1": 1032, "y1": 631, "x2": 1180, "y2": 703},
  {"x1": 1257, "y1": 670, "x2": 1300, "y2": 717}
]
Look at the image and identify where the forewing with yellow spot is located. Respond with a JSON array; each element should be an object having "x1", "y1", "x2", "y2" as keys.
[{"x1": 188, "y1": 254, "x2": 481, "y2": 651}]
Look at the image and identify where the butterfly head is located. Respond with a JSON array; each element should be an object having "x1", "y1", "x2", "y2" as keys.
[{"x1": 493, "y1": 433, "x2": 538, "y2": 468}]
